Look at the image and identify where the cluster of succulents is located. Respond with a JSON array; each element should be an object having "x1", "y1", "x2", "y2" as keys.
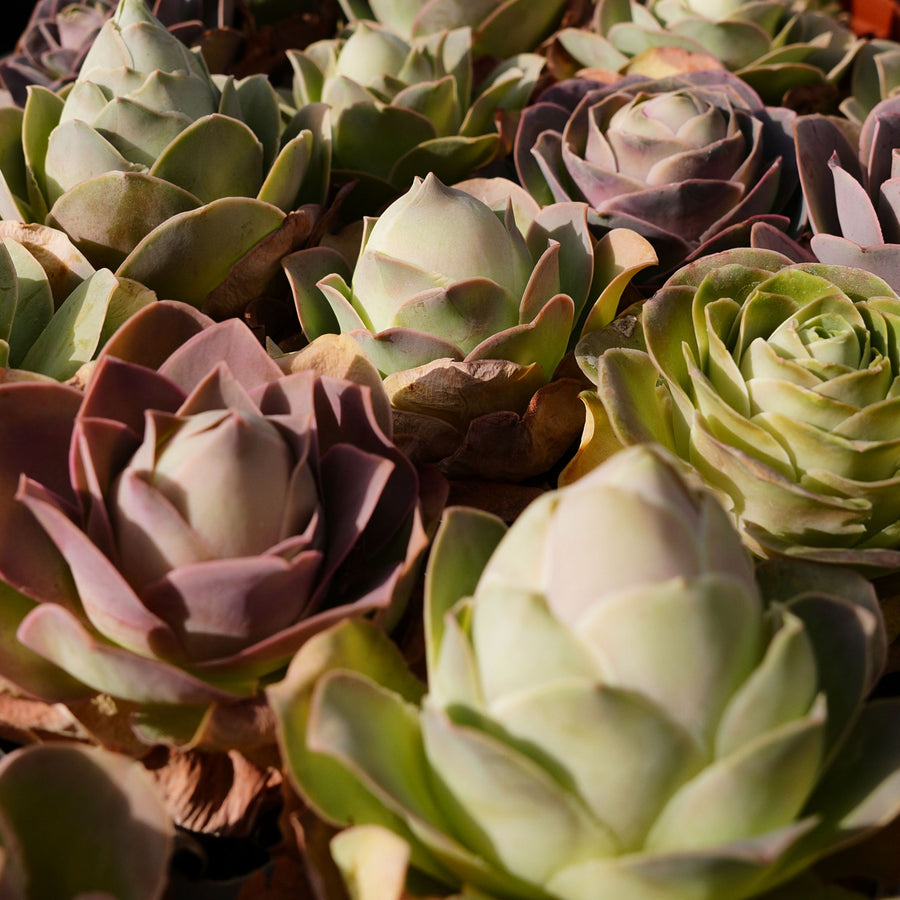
[{"x1": 1, "y1": 0, "x2": 900, "y2": 898}]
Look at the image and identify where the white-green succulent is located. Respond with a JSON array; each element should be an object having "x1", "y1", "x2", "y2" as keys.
[
  {"x1": 270, "y1": 443, "x2": 900, "y2": 900},
  {"x1": 0, "y1": 0, "x2": 330, "y2": 310}
]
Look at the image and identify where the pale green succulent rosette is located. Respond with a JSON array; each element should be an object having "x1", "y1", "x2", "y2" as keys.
[
  {"x1": 554, "y1": 0, "x2": 861, "y2": 105},
  {"x1": 0, "y1": 743, "x2": 173, "y2": 900},
  {"x1": 283, "y1": 173, "x2": 656, "y2": 472},
  {"x1": 573, "y1": 248, "x2": 900, "y2": 569},
  {"x1": 0, "y1": 220, "x2": 154, "y2": 380},
  {"x1": 0, "y1": 0, "x2": 330, "y2": 309},
  {"x1": 287, "y1": 21, "x2": 542, "y2": 210},
  {"x1": 335, "y1": 0, "x2": 569, "y2": 58},
  {"x1": 270, "y1": 444, "x2": 900, "y2": 900}
]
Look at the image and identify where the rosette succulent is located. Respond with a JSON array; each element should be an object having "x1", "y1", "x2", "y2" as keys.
[
  {"x1": 287, "y1": 21, "x2": 542, "y2": 206},
  {"x1": 0, "y1": 0, "x2": 330, "y2": 308},
  {"x1": 0, "y1": 0, "x2": 240, "y2": 108},
  {"x1": 334, "y1": 0, "x2": 569, "y2": 58},
  {"x1": 795, "y1": 96, "x2": 900, "y2": 292},
  {"x1": 0, "y1": 300, "x2": 432, "y2": 744},
  {"x1": 270, "y1": 444, "x2": 900, "y2": 900},
  {"x1": 515, "y1": 70, "x2": 801, "y2": 271},
  {"x1": 841, "y1": 38, "x2": 900, "y2": 124},
  {"x1": 572, "y1": 248, "x2": 900, "y2": 568},
  {"x1": 283, "y1": 172, "x2": 656, "y2": 470},
  {"x1": 552, "y1": 0, "x2": 861, "y2": 106},
  {"x1": 0, "y1": 220, "x2": 155, "y2": 380}
]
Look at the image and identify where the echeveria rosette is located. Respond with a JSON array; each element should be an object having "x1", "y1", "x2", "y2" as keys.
[
  {"x1": 287, "y1": 21, "x2": 542, "y2": 208},
  {"x1": 284, "y1": 173, "x2": 657, "y2": 475},
  {"x1": 0, "y1": 743, "x2": 173, "y2": 900},
  {"x1": 0, "y1": 300, "x2": 432, "y2": 746},
  {"x1": 334, "y1": 0, "x2": 568, "y2": 58},
  {"x1": 0, "y1": 0, "x2": 331, "y2": 309},
  {"x1": 0, "y1": 0, "x2": 240, "y2": 108},
  {"x1": 573, "y1": 248, "x2": 900, "y2": 570},
  {"x1": 553, "y1": 0, "x2": 861, "y2": 106},
  {"x1": 269, "y1": 444, "x2": 900, "y2": 900},
  {"x1": 795, "y1": 97, "x2": 900, "y2": 292},
  {"x1": 0, "y1": 220, "x2": 155, "y2": 380},
  {"x1": 515, "y1": 70, "x2": 801, "y2": 273}
]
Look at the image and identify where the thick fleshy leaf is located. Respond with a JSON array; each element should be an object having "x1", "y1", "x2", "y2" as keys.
[
  {"x1": 421, "y1": 701, "x2": 620, "y2": 884},
  {"x1": 47, "y1": 171, "x2": 201, "y2": 271},
  {"x1": 0, "y1": 743, "x2": 173, "y2": 900},
  {"x1": 150, "y1": 114, "x2": 264, "y2": 203},
  {"x1": 116, "y1": 197, "x2": 285, "y2": 306}
]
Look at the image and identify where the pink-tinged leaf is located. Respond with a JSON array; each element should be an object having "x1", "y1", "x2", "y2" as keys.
[
  {"x1": 100, "y1": 299, "x2": 214, "y2": 369},
  {"x1": 159, "y1": 318, "x2": 283, "y2": 394},
  {"x1": 110, "y1": 467, "x2": 218, "y2": 592},
  {"x1": 79, "y1": 355, "x2": 185, "y2": 433},
  {"x1": 0, "y1": 382, "x2": 82, "y2": 604},
  {"x1": 140, "y1": 552, "x2": 324, "y2": 662},
  {"x1": 794, "y1": 114, "x2": 861, "y2": 235},
  {"x1": 70, "y1": 416, "x2": 137, "y2": 559},
  {"x1": 830, "y1": 156, "x2": 884, "y2": 246},
  {"x1": 562, "y1": 140, "x2": 646, "y2": 208},
  {"x1": 704, "y1": 158, "x2": 783, "y2": 240},
  {"x1": 810, "y1": 235, "x2": 900, "y2": 293},
  {"x1": 601, "y1": 179, "x2": 747, "y2": 244},
  {"x1": 316, "y1": 444, "x2": 403, "y2": 589},
  {"x1": 176, "y1": 363, "x2": 263, "y2": 418},
  {"x1": 514, "y1": 101, "x2": 572, "y2": 205},
  {"x1": 862, "y1": 98, "x2": 900, "y2": 194},
  {"x1": 16, "y1": 476, "x2": 182, "y2": 661},
  {"x1": 17, "y1": 604, "x2": 237, "y2": 704}
]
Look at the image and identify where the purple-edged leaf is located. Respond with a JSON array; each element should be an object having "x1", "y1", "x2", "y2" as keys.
[
  {"x1": 158, "y1": 318, "x2": 283, "y2": 394},
  {"x1": 794, "y1": 115, "x2": 861, "y2": 236},
  {"x1": 831, "y1": 158, "x2": 883, "y2": 246},
  {"x1": 17, "y1": 603, "x2": 236, "y2": 703},
  {"x1": 0, "y1": 382, "x2": 81, "y2": 604},
  {"x1": 140, "y1": 552, "x2": 324, "y2": 662},
  {"x1": 99, "y1": 300, "x2": 214, "y2": 370},
  {"x1": 514, "y1": 101, "x2": 571, "y2": 206},
  {"x1": 80, "y1": 355, "x2": 185, "y2": 432},
  {"x1": 16, "y1": 476, "x2": 182, "y2": 661}
]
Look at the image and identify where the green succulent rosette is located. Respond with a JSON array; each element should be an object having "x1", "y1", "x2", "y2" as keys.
[
  {"x1": 270, "y1": 444, "x2": 900, "y2": 900},
  {"x1": 552, "y1": 0, "x2": 861, "y2": 106},
  {"x1": 0, "y1": 0, "x2": 330, "y2": 310},
  {"x1": 283, "y1": 173, "x2": 656, "y2": 475},
  {"x1": 573, "y1": 248, "x2": 900, "y2": 569},
  {"x1": 335, "y1": 0, "x2": 569, "y2": 58},
  {"x1": 287, "y1": 21, "x2": 542, "y2": 210}
]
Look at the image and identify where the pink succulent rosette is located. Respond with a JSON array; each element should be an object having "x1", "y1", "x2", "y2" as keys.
[{"x1": 0, "y1": 301, "x2": 434, "y2": 744}]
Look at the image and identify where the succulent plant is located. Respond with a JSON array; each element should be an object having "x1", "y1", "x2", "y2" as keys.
[
  {"x1": 572, "y1": 248, "x2": 900, "y2": 569},
  {"x1": 0, "y1": 743, "x2": 173, "y2": 900},
  {"x1": 552, "y1": 0, "x2": 861, "y2": 106},
  {"x1": 795, "y1": 96, "x2": 900, "y2": 291},
  {"x1": 334, "y1": 0, "x2": 569, "y2": 58},
  {"x1": 287, "y1": 20, "x2": 542, "y2": 208},
  {"x1": 269, "y1": 443, "x2": 900, "y2": 900},
  {"x1": 0, "y1": 0, "x2": 330, "y2": 309},
  {"x1": 0, "y1": 220, "x2": 155, "y2": 380},
  {"x1": 0, "y1": 0, "x2": 242, "y2": 108},
  {"x1": 515, "y1": 70, "x2": 801, "y2": 272},
  {"x1": 283, "y1": 173, "x2": 656, "y2": 472},
  {"x1": 0, "y1": 300, "x2": 433, "y2": 745}
]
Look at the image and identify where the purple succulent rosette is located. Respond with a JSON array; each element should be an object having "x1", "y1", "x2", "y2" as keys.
[
  {"x1": 0, "y1": 301, "x2": 432, "y2": 744},
  {"x1": 514, "y1": 70, "x2": 801, "y2": 272},
  {"x1": 796, "y1": 96, "x2": 900, "y2": 293}
]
